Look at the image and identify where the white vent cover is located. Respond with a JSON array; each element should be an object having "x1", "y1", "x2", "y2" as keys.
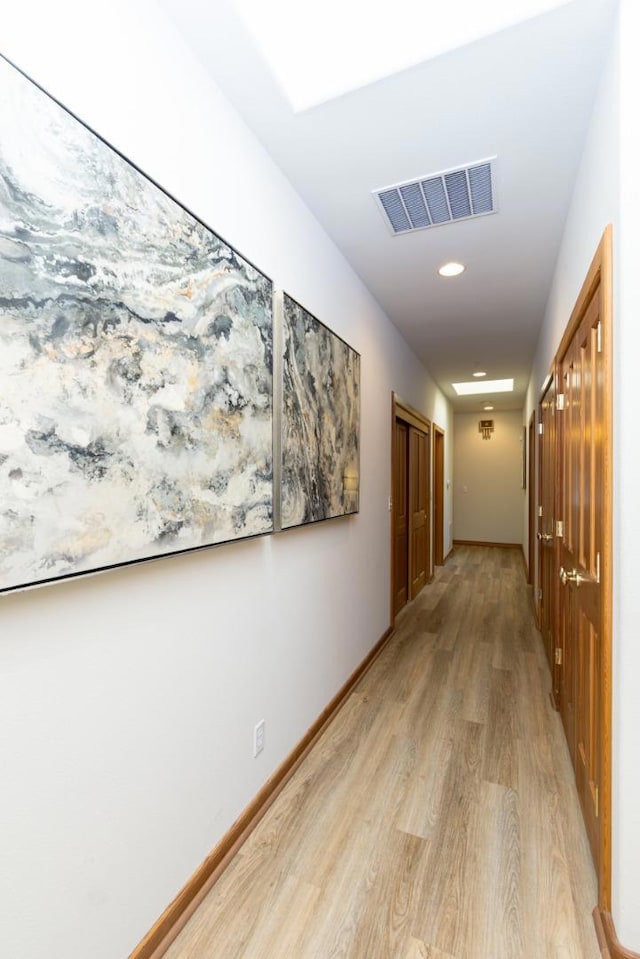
[{"x1": 373, "y1": 158, "x2": 496, "y2": 235}]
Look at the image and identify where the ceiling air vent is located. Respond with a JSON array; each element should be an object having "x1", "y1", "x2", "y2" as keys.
[{"x1": 373, "y1": 158, "x2": 496, "y2": 235}]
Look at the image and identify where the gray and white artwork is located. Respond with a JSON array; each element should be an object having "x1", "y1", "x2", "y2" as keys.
[
  {"x1": 280, "y1": 293, "x2": 359, "y2": 528},
  {"x1": 0, "y1": 56, "x2": 273, "y2": 593}
]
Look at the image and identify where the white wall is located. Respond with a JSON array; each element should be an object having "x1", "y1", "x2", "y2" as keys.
[
  {"x1": 524, "y1": 29, "x2": 620, "y2": 408},
  {"x1": 453, "y1": 410, "x2": 524, "y2": 545},
  {"x1": 522, "y1": 6, "x2": 620, "y2": 587},
  {"x1": 0, "y1": 3, "x2": 453, "y2": 957},
  {"x1": 525, "y1": 2, "x2": 640, "y2": 947},
  {"x1": 613, "y1": 0, "x2": 640, "y2": 946}
]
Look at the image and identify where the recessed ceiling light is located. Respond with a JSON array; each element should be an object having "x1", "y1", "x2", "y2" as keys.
[
  {"x1": 473, "y1": 371, "x2": 487, "y2": 378},
  {"x1": 438, "y1": 261, "x2": 465, "y2": 277},
  {"x1": 484, "y1": 404, "x2": 494, "y2": 411},
  {"x1": 452, "y1": 378, "x2": 514, "y2": 396}
]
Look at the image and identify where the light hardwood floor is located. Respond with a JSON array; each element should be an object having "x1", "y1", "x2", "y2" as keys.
[{"x1": 164, "y1": 546, "x2": 600, "y2": 959}]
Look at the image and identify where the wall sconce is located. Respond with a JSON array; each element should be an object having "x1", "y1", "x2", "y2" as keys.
[{"x1": 479, "y1": 419, "x2": 494, "y2": 440}]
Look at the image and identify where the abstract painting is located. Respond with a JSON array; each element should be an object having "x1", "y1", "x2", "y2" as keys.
[
  {"x1": 0, "y1": 55, "x2": 273, "y2": 593},
  {"x1": 278, "y1": 293, "x2": 359, "y2": 529}
]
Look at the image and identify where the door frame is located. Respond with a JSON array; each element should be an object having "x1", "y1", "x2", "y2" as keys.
[
  {"x1": 554, "y1": 225, "x2": 613, "y2": 911},
  {"x1": 433, "y1": 424, "x2": 445, "y2": 567},
  {"x1": 390, "y1": 393, "x2": 432, "y2": 625},
  {"x1": 527, "y1": 410, "x2": 536, "y2": 586},
  {"x1": 537, "y1": 369, "x2": 561, "y2": 703},
  {"x1": 536, "y1": 395, "x2": 543, "y2": 626}
]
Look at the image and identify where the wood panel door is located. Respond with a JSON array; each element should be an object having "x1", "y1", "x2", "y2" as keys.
[
  {"x1": 393, "y1": 418, "x2": 409, "y2": 615},
  {"x1": 556, "y1": 228, "x2": 612, "y2": 910},
  {"x1": 538, "y1": 373, "x2": 558, "y2": 692},
  {"x1": 527, "y1": 411, "x2": 536, "y2": 585},
  {"x1": 433, "y1": 426, "x2": 445, "y2": 566},
  {"x1": 556, "y1": 241, "x2": 611, "y2": 901},
  {"x1": 409, "y1": 425, "x2": 429, "y2": 598},
  {"x1": 391, "y1": 397, "x2": 432, "y2": 620},
  {"x1": 558, "y1": 335, "x2": 577, "y2": 765}
]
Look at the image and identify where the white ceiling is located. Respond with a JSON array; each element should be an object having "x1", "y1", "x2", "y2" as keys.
[
  {"x1": 228, "y1": 0, "x2": 577, "y2": 111},
  {"x1": 158, "y1": 0, "x2": 617, "y2": 411}
]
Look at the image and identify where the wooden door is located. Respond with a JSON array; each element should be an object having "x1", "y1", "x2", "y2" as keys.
[
  {"x1": 391, "y1": 397, "x2": 432, "y2": 620},
  {"x1": 558, "y1": 287, "x2": 604, "y2": 877},
  {"x1": 527, "y1": 412, "x2": 536, "y2": 585},
  {"x1": 557, "y1": 337, "x2": 577, "y2": 763},
  {"x1": 538, "y1": 374, "x2": 558, "y2": 693},
  {"x1": 555, "y1": 227, "x2": 613, "y2": 910},
  {"x1": 393, "y1": 418, "x2": 409, "y2": 614},
  {"x1": 409, "y1": 425, "x2": 429, "y2": 597},
  {"x1": 433, "y1": 427, "x2": 445, "y2": 566}
]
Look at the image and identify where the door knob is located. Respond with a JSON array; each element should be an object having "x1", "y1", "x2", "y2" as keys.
[
  {"x1": 559, "y1": 566, "x2": 590, "y2": 588},
  {"x1": 537, "y1": 532, "x2": 553, "y2": 543}
]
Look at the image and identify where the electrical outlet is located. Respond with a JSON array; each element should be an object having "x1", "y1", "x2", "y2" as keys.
[{"x1": 253, "y1": 720, "x2": 265, "y2": 757}]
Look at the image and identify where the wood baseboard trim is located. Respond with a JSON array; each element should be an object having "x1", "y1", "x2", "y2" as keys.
[
  {"x1": 129, "y1": 623, "x2": 395, "y2": 959},
  {"x1": 594, "y1": 908, "x2": 640, "y2": 959},
  {"x1": 452, "y1": 539, "x2": 522, "y2": 549}
]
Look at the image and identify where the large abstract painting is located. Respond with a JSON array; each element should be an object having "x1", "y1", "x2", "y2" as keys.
[
  {"x1": 278, "y1": 293, "x2": 360, "y2": 529},
  {"x1": 0, "y1": 56, "x2": 273, "y2": 593}
]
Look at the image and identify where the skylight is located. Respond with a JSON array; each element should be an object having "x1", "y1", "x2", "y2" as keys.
[
  {"x1": 231, "y1": 0, "x2": 575, "y2": 112},
  {"x1": 452, "y1": 378, "x2": 514, "y2": 395}
]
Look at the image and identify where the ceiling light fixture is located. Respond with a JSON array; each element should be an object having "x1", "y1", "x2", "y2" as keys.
[
  {"x1": 483, "y1": 404, "x2": 494, "y2": 410},
  {"x1": 473, "y1": 371, "x2": 487, "y2": 378},
  {"x1": 452, "y1": 378, "x2": 514, "y2": 396},
  {"x1": 438, "y1": 261, "x2": 465, "y2": 277}
]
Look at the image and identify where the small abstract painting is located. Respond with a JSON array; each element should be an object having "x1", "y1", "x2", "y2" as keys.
[
  {"x1": 278, "y1": 293, "x2": 360, "y2": 528},
  {"x1": 0, "y1": 55, "x2": 273, "y2": 593}
]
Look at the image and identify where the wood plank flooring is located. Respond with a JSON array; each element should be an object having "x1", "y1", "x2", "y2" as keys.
[{"x1": 164, "y1": 546, "x2": 600, "y2": 959}]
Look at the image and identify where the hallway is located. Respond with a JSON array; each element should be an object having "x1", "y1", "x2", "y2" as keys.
[{"x1": 164, "y1": 546, "x2": 600, "y2": 959}]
